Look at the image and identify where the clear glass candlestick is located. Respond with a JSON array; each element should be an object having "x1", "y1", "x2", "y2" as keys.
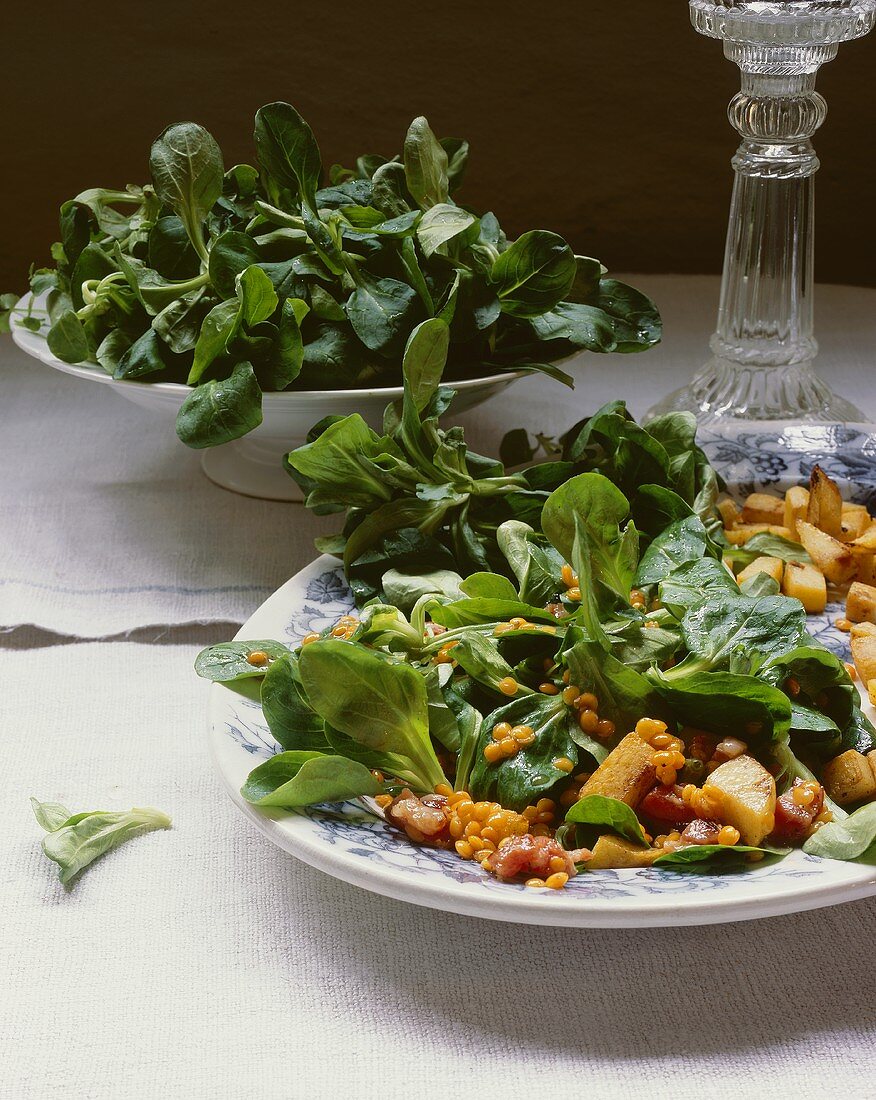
[{"x1": 649, "y1": 0, "x2": 876, "y2": 423}]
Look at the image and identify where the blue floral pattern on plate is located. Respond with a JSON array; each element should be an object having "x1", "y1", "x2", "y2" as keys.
[{"x1": 698, "y1": 421, "x2": 876, "y2": 507}]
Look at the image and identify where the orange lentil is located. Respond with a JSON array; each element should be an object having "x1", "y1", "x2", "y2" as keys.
[
  {"x1": 246, "y1": 650, "x2": 270, "y2": 667},
  {"x1": 301, "y1": 632, "x2": 320, "y2": 645},
  {"x1": 539, "y1": 682, "x2": 560, "y2": 696},
  {"x1": 579, "y1": 709, "x2": 600, "y2": 734},
  {"x1": 483, "y1": 743, "x2": 504, "y2": 764},
  {"x1": 718, "y1": 825, "x2": 740, "y2": 846},
  {"x1": 545, "y1": 872, "x2": 569, "y2": 889},
  {"x1": 566, "y1": 586, "x2": 581, "y2": 602},
  {"x1": 498, "y1": 677, "x2": 518, "y2": 696},
  {"x1": 836, "y1": 618, "x2": 852, "y2": 633},
  {"x1": 636, "y1": 717, "x2": 668, "y2": 743},
  {"x1": 511, "y1": 724, "x2": 534, "y2": 742}
]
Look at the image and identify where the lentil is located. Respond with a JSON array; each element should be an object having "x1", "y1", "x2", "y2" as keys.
[
  {"x1": 498, "y1": 677, "x2": 518, "y2": 696},
  {"x1": 246, "y1": 650, "x2": 269, "y2": 667},
  {"x1": 545, "y1": 872, "x2": 569, "y2": 889},
  {"x1": 718, "y1": 825, "x2": 741, "y2": 846}
]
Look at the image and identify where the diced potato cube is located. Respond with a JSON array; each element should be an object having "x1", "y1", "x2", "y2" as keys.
[
  {"x1": 741, "y1": 493, "x2": 784, "y2": 525},
  {"x1": 842, "y1": 502, "x2": 869, "y2": 516},
  {"x1": 867, "y1": 679, "x2": 876, "y2": 708},
  {"x1": 847, "y1": 581, "x2": 876, "y2": 625},
  {"x1": 851, "y1": 622, "x2": 876, "y2": 638},
  {"x1": 737, "y1": 556, "x2": 784, "y2": 586},
  {"x1": 723, "y1": 524, "x2": 794, "y2": 546},
  {"x1": 807, "y1": 465, "x2": 843, "y2": 538},
  {"x1": 821, "y1": 749, "x2": 876, "y2": 805},
  {"x1": 851, "y1": 629, "x2": 876, "y2": 685},
  {"x1": 578, "y1": 733, "x2": 656, "y2": 808},
  {"x1": 796, "y1": 521, "x2": 855, "y2": 585},
  {"x1": 717, "y1": 498, "x2": 740, "y2": 528},
  {"x1": 839, "y1": 509, "x2": 870, "y2": 543},
  {"x1": 784, "y1": 486, "x2": 810, "y2": 539},
  {"x1": 851, "y1": 549, "x2": 876, "y2": 586},
  {"x1": 852, "y1": 524, "x2": 876, "y2": 551},
  {"x1": 585, "y1": 835, "x2": 662, "y2": 870},
  {"x1": 703, "y1": 754, "x2": 776, "y2": 846},
  {"x1": 782, "y1": 560, "x2": 827, "y2": 613}
]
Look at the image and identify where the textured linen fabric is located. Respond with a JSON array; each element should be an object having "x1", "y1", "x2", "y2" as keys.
[
  {"x1": 2, "y1": 276, "x2": 876, "y2": 1097},
  {"x1": 2, "y1": 642, "x2": 875, "y2": 1099},
  {"x1": 3, "y1": 275, "x2": 876, "y2": 636}
]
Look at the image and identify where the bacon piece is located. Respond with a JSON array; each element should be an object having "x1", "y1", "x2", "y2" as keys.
[
  {"x1": 770, "y1": 779, "x2": 825, "y2": 844},
  {"x1": 679, "y1": 818, "x2": 723, "y2": 846},
  {"x1": 386, "y1": 790, "x2": 451, "y2": 847},
  {"x1": 639, "y1": 783, "x2": 697, "y2": 826},
  {"x1": 485, "y1": 834, "x2": 584, "y2": 881}
]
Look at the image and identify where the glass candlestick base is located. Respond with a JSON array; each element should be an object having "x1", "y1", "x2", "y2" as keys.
[
  {"x1": 649, "y1": 354, "x2": 864, "y2": 422},
  {"x1": 648, "y1": 0, "x2": 875, "y2": 425}
]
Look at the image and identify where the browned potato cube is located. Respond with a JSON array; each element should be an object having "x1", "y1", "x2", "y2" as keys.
[
  {"x1": 807, "y1": 465, "x2": 843, "y2": 538},
  {"x1": 796, "y1": 522, "x2": 856, "y2": 584},
  {"x1": 585, "y1": 835, "x2": 662, "y2": 870},
  {"x1": 782, "y1": 560, "x2": 827, "y2": 613},
  {"x1": 852, "y1": 524, "x2": 876, "y2": 552},
  {"x1": 867, "y1": 680, "x2": 876, "y2": 708},
  {"x1": 703, "y1": 755, "x2": 776, "y2": 845},
  {"x1": 821, "y1": 750, "x2": 876, "y2": 805},
  {"x1": 851, "y1": 628, "x2": 876, "y2": 684},
  {"x1": 737, "y1": 556, "x2": 784, "y2": 586},
  {"x1": 850, "y1": 545, "x2": 876, "y2": 585},
  {"x1": 784, "y1": 486, "x2": 810, "y2": 538},
  {"x1": 741, "y1": 493, "x2": 785, "y2": 525},
  {"x1": 847, "y1": 581, "x2": 876, "y2": 625},
  {"x1": 839, "y1": 506, "x2": 870, "y2": 543},
  {"x1": 717, "y1": 498, "x2": 740, "y2": 528},
  {"x1": 723, "y1": 524, "x2": 794, "y2": 546},
  {"x1": 577, "y1": 733, "x2": 656, "y2": 808},
  {"x1": 836, "y1": 510, "x2": 867, "y2": 541}
]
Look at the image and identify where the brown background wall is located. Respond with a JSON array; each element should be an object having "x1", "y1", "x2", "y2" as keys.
[{"x1": 2, "y1": 1, "x2": 874, "y2": 292}]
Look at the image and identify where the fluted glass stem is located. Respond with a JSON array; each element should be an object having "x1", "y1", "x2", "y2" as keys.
[{"x1": 648, "y1": 0, "x2": 875, "y2": 424}]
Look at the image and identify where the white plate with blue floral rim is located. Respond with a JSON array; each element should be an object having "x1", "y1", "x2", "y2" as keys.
[
  {"x1": 209, "y1": 548, "x2": 876, "y2": 928},
  {"x1": 697, "y1": 421, "x2": 876, "y2": 507}
]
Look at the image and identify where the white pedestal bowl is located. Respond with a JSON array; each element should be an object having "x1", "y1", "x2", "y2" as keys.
[{"x1": 10, "y1": 297, "x2": 523, "y2": 502}]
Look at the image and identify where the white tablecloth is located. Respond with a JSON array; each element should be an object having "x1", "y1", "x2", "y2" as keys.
[{"x1": 3, "y1": 275, "x2": 875, "y2": 1098}]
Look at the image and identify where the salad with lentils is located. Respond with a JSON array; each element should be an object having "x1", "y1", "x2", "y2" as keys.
[{"x1": 197, "y1": 319, "x2": 876, "y2": 888}]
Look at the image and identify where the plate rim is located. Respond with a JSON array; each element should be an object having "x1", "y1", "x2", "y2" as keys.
[{"x1": 208, "y1": 556, "x2": 876, "y2": 928}]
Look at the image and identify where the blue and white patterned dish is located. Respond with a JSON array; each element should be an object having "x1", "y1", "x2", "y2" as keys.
[
  {"x1": 209, "y1": 548, "x2": 876, "y2": 928},
  {"x1": 698, "y1": 421, "x2": 876, "y2": 507}
]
